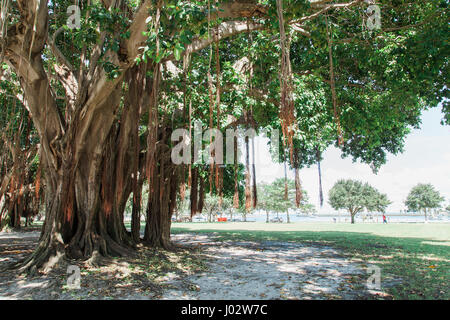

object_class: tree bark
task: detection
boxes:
[244,136,251,217]
[190,167,198,218]
[144,127,179,249]
[351,212,356,224]
[294,167,302,208]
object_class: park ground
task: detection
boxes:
[0,222,448,300]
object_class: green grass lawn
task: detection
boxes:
[171,222,450,300]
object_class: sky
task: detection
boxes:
[249,107,450,213]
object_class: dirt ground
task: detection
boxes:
[0,230,391,300]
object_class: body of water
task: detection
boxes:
[240,213,450,223]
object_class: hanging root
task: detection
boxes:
[326,15,344,146]
[233,129,240,209]
[245,136,252,212]
[295,167,302,208]
[317,147,324,207]
[276,0,296,162]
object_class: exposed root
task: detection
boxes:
[11,241,65,275]
[85,250,110,268]
[143,238,174,251]
[3,231,136,275]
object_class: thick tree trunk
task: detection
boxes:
[143,169,178,249]
[10,94,138,272]
[131,179,144,243]
[144,127,179,249]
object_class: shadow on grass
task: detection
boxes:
[165,233,375,300]
[1,226,447,300]
[171,227,450,300]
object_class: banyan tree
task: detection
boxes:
[0,0,447,271]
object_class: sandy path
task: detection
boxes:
[162,234,375,300]
[0,231,381,300]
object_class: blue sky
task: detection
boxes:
[252,107,450,213]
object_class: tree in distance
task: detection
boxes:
[328,179,390,224]
[405,184,445,222]
[258,178,314,223]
